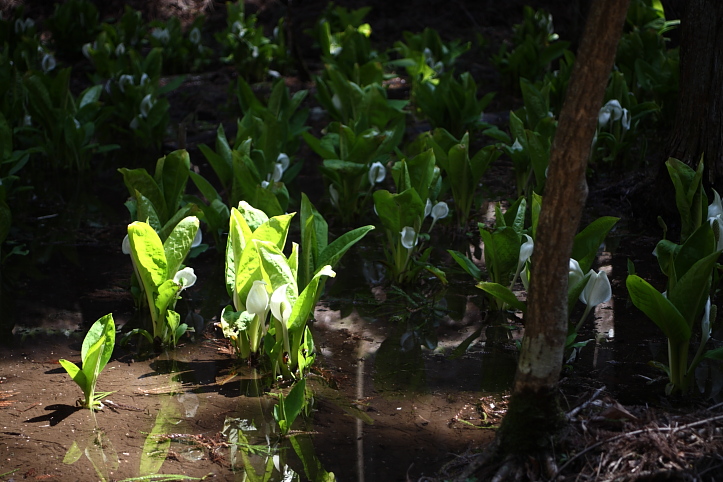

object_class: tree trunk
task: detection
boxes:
[497,0,630,456]
[667,0,723,188]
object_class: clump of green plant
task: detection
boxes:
[591,72,659,169]
[412,129,500,228]
[412,72,494,139]
[492,6,570,91]
[59,314,116,410]
[450,194,617,354]
[373,148,448,284]
[216,1,286,82]
[148,15,213,74]
[124,216,200,349]
[627,158,723,395]
[314,66,407,131]
[82,7,146,80]
[45,0,100,61]
[119,149,200,241]
[492,79,556,197]
[615,0,679,118]
[17,68,119,170]
[222,201,369,379]
[99,48,181,150]
[392,27,471,83]
[303,121,402,225]
[312,3,385,86]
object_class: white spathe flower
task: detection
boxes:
[191,228,202,248]
[140,73,150,86]
[130,115,141,130]
[521,264,530,290]
[368,161,386,185]
[598,99,623,127]
[431,201,449,222]
[140,94,154,118]
[122,234,131,254]
[232,21,245,37]
[119,74,134,93]
[189,27,201,45]
[329,184,339,208]
[702,297,712,342]
[152,28,170,45]
[268,69,281,79]
[511,138,523,152]
[73,117,81,130]
[23,114,32,127]
[708,189,723,220]
[82,43,93,59]
[621,108,630,132]
[173,267,197,290]
[579,269,612,307]
[518,234,534,266]
[277,153,290,171]
[261,180,270,189]
[709,216,723,251]
[424,198,433,217]
[272,162,284,182]
[568,258,585,288]
[400,226,418,250]
[41,53,56,73]
[246,280,269,316]
[115,42,126,57]
[251,46,259,58]
[270,284,293,324]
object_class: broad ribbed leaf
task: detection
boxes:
[477,282,527,312]
[128,221,167,289]
[627,275,691,342]
[163,216,199,278]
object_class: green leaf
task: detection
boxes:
[666,156,705,242]
[155,149,190,220]
[163,216,199,278]
[317,226,375,273]
[119,168,167,223]
[626,274,691,342]
[59,359,87,392]
[477,282,527,312]
[62,441,83,465]
[80,314,115,376]
[140,399,179,476]
[703,347,723,361]
[480,225,520,286]
[276,379,306,435]
[572,216,619,273]
[448,249,482,280]
[128,221,168,289]
[668,250,719,327]
[156,280,181,325]
[256,240,297,298]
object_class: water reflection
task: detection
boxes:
[62,411,119,482]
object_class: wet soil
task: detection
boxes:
[3,0,723,481]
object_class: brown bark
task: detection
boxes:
[667,0,723,187]
[498,0,631,455]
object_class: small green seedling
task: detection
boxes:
[59,314,116,410]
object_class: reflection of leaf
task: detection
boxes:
[140,399,180,476]
[63,440,83,465]
[290,435,336,482]
[85,429,119,482]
